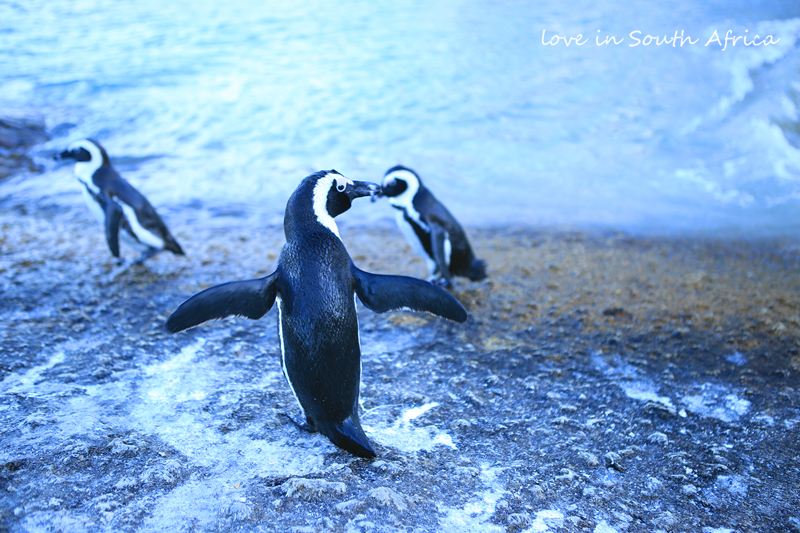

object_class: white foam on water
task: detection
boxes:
[706,18,800,112]
[673,167,756,208]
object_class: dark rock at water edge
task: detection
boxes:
[0,116,51,179]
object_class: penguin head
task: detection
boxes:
[311,169,380,219]
[57,138,110,183]
[374,165,421,203]
[58,138,109,165]
[291,170,379,239]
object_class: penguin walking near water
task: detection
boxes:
[166,170,467,458]
[374,165,486,287]
[57,138,184,265]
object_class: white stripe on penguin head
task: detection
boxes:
[68,139,103,193]
[383,169,426,229]
[312,171,353,241]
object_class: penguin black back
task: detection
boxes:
[167,170,468,458]
[278,172,370,453]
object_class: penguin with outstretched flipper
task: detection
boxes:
[167,170,467,457]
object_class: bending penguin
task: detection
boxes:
[374,165,486,287]
[57,138,184,264]
[166,170,467,458]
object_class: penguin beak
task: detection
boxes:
[55,149,75,161]
[347,181,381,201]
[372,178,400,201]
[55,147,92,162]
[371,178,393,202]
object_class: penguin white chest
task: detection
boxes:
[80,184,106,224]
[394,208,437,274]
[74,161,104,225]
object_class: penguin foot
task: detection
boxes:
[432,276,452,289]
[425,272,452,288]
[106,261,132,282]
[282,413,317,433]
[132,248,162,265]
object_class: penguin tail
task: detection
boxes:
[466,258,487,281]
[164,236,185,256]
[320,414,376,458]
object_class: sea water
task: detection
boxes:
[1,0,800,237]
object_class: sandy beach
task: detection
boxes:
[1,197,799,532]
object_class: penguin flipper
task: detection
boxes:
[166,272,279,333]
[351,263,467,322]
[104,198,124,258]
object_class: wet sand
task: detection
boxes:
[1,204,799,532]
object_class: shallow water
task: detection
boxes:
[2,0,800,237]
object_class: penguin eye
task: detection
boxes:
[337,183,346,192]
